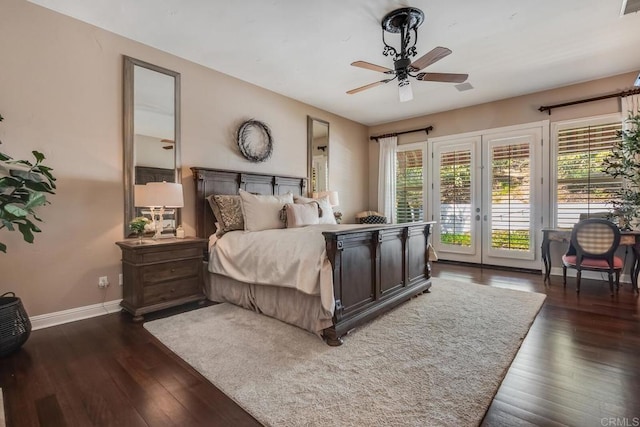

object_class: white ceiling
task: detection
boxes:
[28,0,640,126]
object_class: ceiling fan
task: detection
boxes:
[347,7,468,102]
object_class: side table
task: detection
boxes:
[116,237,208,321]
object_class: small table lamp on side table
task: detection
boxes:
[135,181,184,238]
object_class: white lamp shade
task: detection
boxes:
[134,184,152,207]
[313,190,339,207]
[139,182,184,207]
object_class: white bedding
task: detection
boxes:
[208,224,370,317]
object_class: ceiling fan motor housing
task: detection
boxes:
[394,58,411,79]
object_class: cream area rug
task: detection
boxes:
[144,278,546,427]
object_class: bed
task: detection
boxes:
[191,167,434,345]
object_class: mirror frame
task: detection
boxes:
[307,116,330,197]
[123,56,181,236]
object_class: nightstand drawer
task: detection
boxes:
[142,247,202,263]
[143,277,201,305]
[141,259,201,284]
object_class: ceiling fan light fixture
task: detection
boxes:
[346,8,469,99]
[398,78,413,102]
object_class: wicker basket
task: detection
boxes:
[0,292,32,357]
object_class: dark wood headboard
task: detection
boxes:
[191,167,307,238]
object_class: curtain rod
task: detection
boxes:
[538,88,640,115]
[370,126,433,141]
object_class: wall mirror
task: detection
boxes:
[123,56,181,236]
[307,116,330,195]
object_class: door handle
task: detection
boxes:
[484,215,488,221]
[475,215,480,221]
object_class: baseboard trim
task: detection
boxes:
[549,267,631,283]
[30,299,123,331]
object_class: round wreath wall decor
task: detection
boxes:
[236,119,273,162]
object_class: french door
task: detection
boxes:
[430,124,544,269]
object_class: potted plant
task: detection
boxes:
[129,216,151,243]
[0,113,56,357]
[0,113,57,252]
[602,112,640,230]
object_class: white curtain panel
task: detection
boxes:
[377,136,398,223]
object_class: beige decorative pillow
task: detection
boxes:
[207,194,244,235]
[239,189,294,231]
[282,202,320,228]
[294,195,336,225]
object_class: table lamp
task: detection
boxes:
[134,182,184,239]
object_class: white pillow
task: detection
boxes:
[294,195,336,225]
[239,189,294,231]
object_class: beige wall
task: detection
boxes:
[368,71,640,210]
[0,0,368,316]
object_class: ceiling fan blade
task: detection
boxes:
[346,79,391,95]
[416,72,468,83]
[410,47,452,71]
[351,61,393,73]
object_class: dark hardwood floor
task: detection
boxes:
[1,263,638,426]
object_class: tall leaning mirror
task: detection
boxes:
[307,116,330,196]
[123,56,181,237]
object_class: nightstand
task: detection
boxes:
[116,237,208,321]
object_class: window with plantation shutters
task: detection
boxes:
[489,143,531,251]
[396,148,424,223]
[439,149,472,246]
[554,116,623,228]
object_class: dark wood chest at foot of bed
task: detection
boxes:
[191,167,434,346]
[322,222,434,345]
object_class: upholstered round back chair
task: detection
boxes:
[561,219,623,295]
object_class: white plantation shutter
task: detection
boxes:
[396,148,424,223]
[490,143,531,251]
[555,118,623,228]
[439,149,472,246]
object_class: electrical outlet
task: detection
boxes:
[119,273,123,286]
[98,276,109,289]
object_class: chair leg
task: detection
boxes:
[608,272,614,296]
[616,271,621,292]
[576,270,581,293]
[563,266,567,288]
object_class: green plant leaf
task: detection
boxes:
[9,159,33,167]
[0,242,6,253]
[4,204,29,218]
[10,169,43,182]
[32,151,45,163]
[0,176,22,189]
[23,180,53,193]
[18,222,35,243]
[25,192,47,209]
